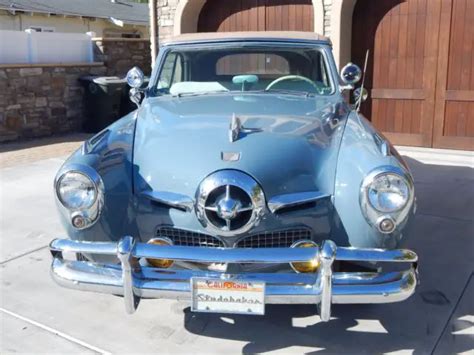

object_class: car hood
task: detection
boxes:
[133,93,349,200]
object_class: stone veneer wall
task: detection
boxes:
[323,0,333,36]
[157,0,179,42]
[0,63,106,142]
[0,38,152,142]
[93,38,152,76]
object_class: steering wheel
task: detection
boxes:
[265,75,319,92]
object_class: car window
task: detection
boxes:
[154,45,334,96]
[157,52,184,91]
[216,54,290,75]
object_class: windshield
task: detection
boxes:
[152,44,334,97]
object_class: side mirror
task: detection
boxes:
[129,88,143,108]
[340,62,362,87]
[353,87,369,103]
[126,66,145,89]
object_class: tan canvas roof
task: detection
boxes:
[162,31,330,45]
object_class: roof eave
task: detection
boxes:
[0,6,148,26]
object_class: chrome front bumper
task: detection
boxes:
[49,237,418,321]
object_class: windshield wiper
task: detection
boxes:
[261,88,315,97]
[173,90,231,98]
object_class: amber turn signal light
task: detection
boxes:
[290,240,320,273]
[146,237,174,268]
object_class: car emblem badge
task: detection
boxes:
[216,195,241,220]
[221,152,240,161]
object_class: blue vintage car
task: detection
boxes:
[50,32,418,320]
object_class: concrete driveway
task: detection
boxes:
[1,144,473,354]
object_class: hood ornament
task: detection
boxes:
[229,113,263,142]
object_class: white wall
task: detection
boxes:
[0,30,93,64]
[0,11,148,38]
[0,30,29,64]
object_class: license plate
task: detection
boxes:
[191,278,265,315]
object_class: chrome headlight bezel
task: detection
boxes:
[360,166,414,234]
[55,164,104,230]
[56,171,97,210]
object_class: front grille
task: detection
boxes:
[155,227,312,249]
[235,228,312,248]
[156,227,224,248]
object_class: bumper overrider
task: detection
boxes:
[49,237,418,321]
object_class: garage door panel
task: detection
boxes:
[373,99,423,136]
[353,0,435,147]
[198,0,314,33]
[433,0,474,149]
[444,101,474,138]
[354,0,474,150]
[452,0,473,93]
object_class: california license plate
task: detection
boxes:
[191,278,265,315]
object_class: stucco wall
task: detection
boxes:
[0,10,149,38]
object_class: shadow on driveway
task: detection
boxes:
[182,157,474,354]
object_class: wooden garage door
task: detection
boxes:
[352,0,474,150]
[433,0,474,150]
[198,0,314,33]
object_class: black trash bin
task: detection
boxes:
[79,76,128,132]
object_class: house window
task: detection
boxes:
[103,29,142,38]
[28,26,55,33]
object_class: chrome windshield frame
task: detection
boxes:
[148,41,340,98]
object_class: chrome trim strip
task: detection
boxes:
[141,190,194,212]
[319,240,336,321]
[49,237,418,319]
[50,239,117,255]
[268,191,330,213]
[50,258,417,305]
[336,247,418,263]
[332,269,417,304]
[135,243,319,264]
[117,236,137,314]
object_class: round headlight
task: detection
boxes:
[57,171,97,210]
[367,173,410,212]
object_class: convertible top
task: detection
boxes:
[162,31,331,46]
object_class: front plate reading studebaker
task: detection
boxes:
[191,278,265,315]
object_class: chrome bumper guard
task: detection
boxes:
[49,237,418,321]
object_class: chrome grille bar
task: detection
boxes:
[235,228,312,248]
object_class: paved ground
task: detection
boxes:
[0,140,473,354]
[0,133,90,168]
